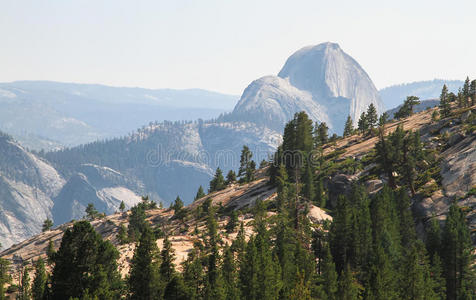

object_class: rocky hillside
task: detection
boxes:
[227,42,384,134]
[0,133,143,249]
[0,168,331,281]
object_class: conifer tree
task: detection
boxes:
[194,185,206,201]
[400,241,438,300]
[119,201,125,213]
[222,245,239,300]
[439,84,451,118]
[51,221,122,299]
[225,210,239,233]
[0,258,9,300]
[85,203,99,220]
[172,196,185,220]
[238,146,252,178]
[357,112,368,134]
[315,177,327,208]
[18,266,31,300]
[338,264,359,300]
[321,244,338,300]
[426,218,442,261]
[350,185,372,273]
[204,209,226,299]
[302,161,315,202]
[32,258,47,300]
[182,246,204,299]
[366,103,378,129]
[379,112,389,126]
[226,170,237,184]
[209,168,226,192]
[42,218,53,232]
[160,235,176,285]
[163,274,188,300]
[463,76,471,104]
[394,96,420,119]
[430,254,447,300]
[343,115,354,137]
[330,195,353,274]
[128,225,161,300]
[441,204,475,300]
[470,79,476,106]
[316,122,329,146]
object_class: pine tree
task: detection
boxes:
[470,79,476,106]
[204,210,226,299]
[226,170,237,184]
[118,223,128,244]
[463,76,471,106]
[366,103,378,129]
[330,195,353,274]
[32,258,47,300]
[17,266,31,300]
[160,235,176,285]
[439,84,451,118]
[222,245,239,300]
[426,218,442,261]
[343,116,354,137]
[441,204,475,300]
[51,221,122,299]
[209,168,226,192]
[316,122,329,145]
[238,146,252,178]
[173,196,185,220]
[357,112,368,134]
[394,96,420,119]
[85,203,99,220]
[46,240,55,264]
[338,264,359,300]
[129,225,161,300]
[0,258,9,300]
[119,201,126,213]
[225,210,239,233]
[321,244,338,300]
[42,218,53,232]
[350,184,372,273]
[430,254,447,300]
[379,112,389,126]
[163,274,188,300]
[302,161,315,202]
[182,247,204,299]
[315,177,327,208]
[400,241,438,300]
[194,185,206,201]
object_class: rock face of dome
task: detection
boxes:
[231,42,384,134]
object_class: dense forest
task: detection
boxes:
[1,81,475,300]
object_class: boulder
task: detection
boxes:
[447,132,465,146]
[365,179,384,194]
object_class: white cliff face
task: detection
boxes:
[0,134,65,248]
[232,42,384,134]
[231,76,330,131]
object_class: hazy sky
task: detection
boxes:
[1,0,475,95]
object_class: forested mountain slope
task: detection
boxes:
[1,100,475,299]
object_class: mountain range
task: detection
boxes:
[0,81,238,150]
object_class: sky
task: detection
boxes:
[1,0,475,95]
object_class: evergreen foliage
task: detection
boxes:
[209,168,226,192]
[343,116,354,137]
[51,221,122,299]
[42,218,53,232]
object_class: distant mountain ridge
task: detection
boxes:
[379,79,463,110]
[0,81,238,150]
